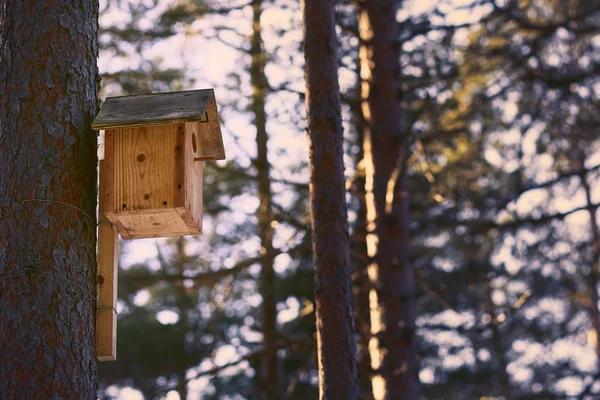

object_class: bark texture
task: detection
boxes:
[358,1,420,398]
[0,1,99,398]
[302,1,358,398]
[250,0,279,398]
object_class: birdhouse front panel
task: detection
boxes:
[93,89,225,240]
[103,122,203,239]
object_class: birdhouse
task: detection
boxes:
[92,89,226,361]
[92,89,225,239]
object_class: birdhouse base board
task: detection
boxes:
[106,208,202,240]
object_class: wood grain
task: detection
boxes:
[174,123,186,208]
[104,124,202,239]
[117,209,193,239]
[185,122,204,233]
[199,98,226,160]
[113,125,176,213]
[103,130,119,227]
[96,160,118,361]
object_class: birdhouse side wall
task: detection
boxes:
[183,121,204,233]
[199,98,226,161]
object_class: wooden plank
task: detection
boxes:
[92,89,214,130]
[107,124,194,239]
[175,207,202,235]
[174,123,186,208]
[103,130,116,224]
[199,99,226,161]
[185,122,204,233]
[113,125,177,214]
[96,160,118,361]
[117,209,193,239]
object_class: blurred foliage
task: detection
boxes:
[97,0,600,399]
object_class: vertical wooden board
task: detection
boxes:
[174,123,186,208]
[199,98,226,160]
[185,122,204,232]
[103,130,118,225]
[113,125,177,213]
[97,160,118,361]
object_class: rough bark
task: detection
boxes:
[302,0,359,398]
[0,0,99,398]
[358,1,420,398]
[249,0,279,398]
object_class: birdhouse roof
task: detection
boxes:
[92,89,216,130]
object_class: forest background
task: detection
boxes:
[95,0,600,399]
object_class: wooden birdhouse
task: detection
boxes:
[92,89,225,239]
[92,89,225,361]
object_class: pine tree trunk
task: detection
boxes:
[250,1,278,398]
[302,0,358,398]
[351,179,375,400]
[358,1,420,398]
[581,170,600,361]
[350,89,374,399]
[0,0,99,398]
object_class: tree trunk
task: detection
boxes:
[483,279,512,399]
[358,1,420,398]
[350,82,374,400]
[352,177,375,400]
[302,0,358,398]
[174,238,191,400]
[249,1,279,398]
[0,0,99,398]
[580,170,600,361]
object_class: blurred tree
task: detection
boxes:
[0,0,99,398]
[98,237,260,399]
[302,0,359,398]
[405,0,600,398]
[97,1,318,398]
[94,0,600,398]
[356,1,419,398]
[248,1,279,397]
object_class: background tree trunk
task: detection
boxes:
[483,278,512,399]
[581,167,600,362]
[0,0,99,398]
[302,0,358,398]
[173,238,192,400]
[350,84,374,400]
[358,1,420,398]
[250,0,279,398]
